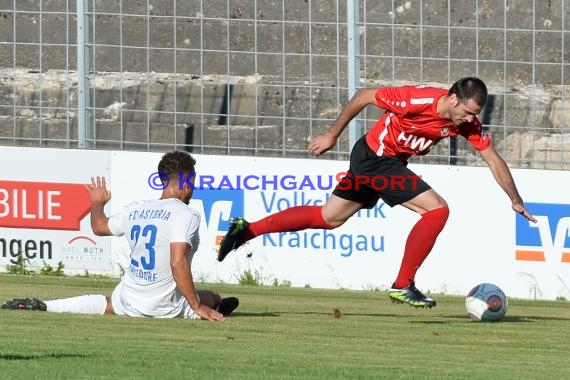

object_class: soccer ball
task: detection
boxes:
[465,283,508,322]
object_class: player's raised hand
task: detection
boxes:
[512,202,537,223]
[86,176,112,206]
[308,132,337,156]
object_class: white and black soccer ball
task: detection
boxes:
[465,283,508,322]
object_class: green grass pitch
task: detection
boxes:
[0,274,569,379]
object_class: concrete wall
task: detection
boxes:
[0,0,569,168]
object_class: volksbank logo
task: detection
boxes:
[515,203,570,263]
[190,189,244,246]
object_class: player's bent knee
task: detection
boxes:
[196,290,220,309]
[430,193,448,209]
[423,206,450,230]
[322,217,345,229]
[105,296,115,314]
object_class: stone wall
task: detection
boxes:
[0,0,569,168]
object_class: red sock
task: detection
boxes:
[244,206,331,241]
[393,206,450,288]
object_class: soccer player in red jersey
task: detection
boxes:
[217,77,537,308]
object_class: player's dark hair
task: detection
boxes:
[158,151,196,182]
[449,77,488,107]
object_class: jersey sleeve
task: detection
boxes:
[171,207,200,247]
[374,86,411,115]
[460,118,491,151]
[107,206,129,237]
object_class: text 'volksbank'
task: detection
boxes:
[261,191,386,257]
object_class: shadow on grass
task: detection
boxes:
[410,320,450,324]
[438,314,570,323]
[503,315,570,322]
[0,353,90,360]
[272,311,412,318]
[230,311,280,317]
[248,311,570,323]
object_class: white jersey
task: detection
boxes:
[108,198,200,318]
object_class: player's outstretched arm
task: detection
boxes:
[308,88,377,156]
[86,176,113,235]
[170,242,225,321]
[479,145,537,223]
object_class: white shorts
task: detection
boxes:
[111,281,200,319]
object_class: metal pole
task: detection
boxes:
[77,0,91,148]
[347,0,361,150]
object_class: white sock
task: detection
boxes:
[45,295,107,315]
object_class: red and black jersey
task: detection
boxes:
[365,85,490,161]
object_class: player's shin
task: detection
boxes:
[44,294,108,315]
[393,206,450,288]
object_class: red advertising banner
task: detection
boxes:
[0,180,91,230]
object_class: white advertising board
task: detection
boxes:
[108,151,570,300]
[2,146,568,300]
[0,146,113,275]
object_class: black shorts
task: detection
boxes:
[332,136,431,208]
